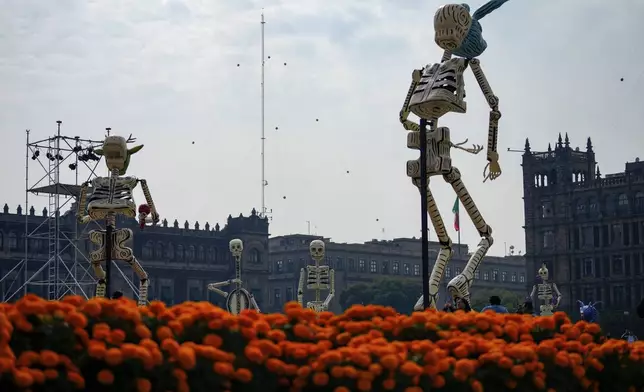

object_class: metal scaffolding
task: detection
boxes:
[0,122,141,302]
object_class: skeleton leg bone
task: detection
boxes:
[443,167,494,302]
[128,257,149,306]
[88,230,107,298]
[413,180,454,311]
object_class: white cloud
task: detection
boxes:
[1,0,643,255]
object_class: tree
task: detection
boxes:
[469,288,523,312]
[339,278,421,314]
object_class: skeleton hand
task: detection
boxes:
[452,139,483,155]
[483,151,502,182]
[151,212,160,224]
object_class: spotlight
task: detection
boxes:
[68,163,77,170]
[55,154,63,160]
[73,146,82,153]
[46,152,55,161]
[34,150,40,157]
[31,155,37,160]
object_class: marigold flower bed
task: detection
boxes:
[0,296,643,392]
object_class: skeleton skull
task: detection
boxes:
[433,4,472,51]
[309,240,325,261]
[229,239,244,257]
[94,135,144,175]
[538,263,549,281]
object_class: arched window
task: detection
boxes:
[635,191,644,212]
[165,243,175,260]
[187,245,195,261]
[155,242,164,259]
[618,193,629,207]
[143,241,154,259]
[8,232,17,250]
[197,245,205,261]
[176,245,184,261]
[249,248,261,264]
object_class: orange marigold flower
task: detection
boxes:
[43,369,58,380]
[136,378,152,392]
[97,369,114,385]
[105,348,123,366]
[312,372,329,386]
[12,369,34,387]
[235,368,253,383]
[40,350,60,367]
[177,346,197,370]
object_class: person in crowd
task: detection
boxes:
[481,295,509,313]
[112,291,124,299]
[519,299,535,315]
[455,297,472,312]
[443,302,455,312]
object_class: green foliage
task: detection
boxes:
[469,288,523,312]
[339,278,421,314]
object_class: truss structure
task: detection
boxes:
[0,122,141,302]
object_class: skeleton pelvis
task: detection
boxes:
[410,90,466,119]
[88,200,136,219]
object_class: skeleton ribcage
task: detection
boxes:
[88,177,137,204]
[306,265,330,289]
[409,58,468,119]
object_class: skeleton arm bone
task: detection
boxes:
[451,139,484,155]
[469,59,502,182]
[138,179,160,223]
[413,295,425,311]
[552,283,562,308]
[297,268,305,306]
[207,280,232,298]
[322,270,335,309]
[76,182,91,224]
[399,69,423,132]
[249,294,261,313]
[530,285,537,299]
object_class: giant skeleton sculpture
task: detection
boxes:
[77,135,159,306]
[207,239,261,314]
[530,263,562,316]
[403,0,511,310]
[298,240,335,312]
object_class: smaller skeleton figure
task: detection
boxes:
[578,300,600,323]
[298,240,335,312]
[207,239,260,314]
[621,329,638,344]
[529,263,561,316]
[77,135,159,306]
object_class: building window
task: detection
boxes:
[493,269,499,281]
[382,261,389,274]
[286,287,293,302]
[635,192,644,212]
[285,259,293,272]
[274,289,282,306]
[618,193,629,207]
[583,258,594,277]
[612,255,623,275]
[275,260,283,273]
[501,271,507,282]
[336,257,345,270]
[613,285,625,307]
[143,241,154,259]
[392,261,400,274]
[403,263,410,275]
[165,243,175,260]
[187,246,195,261]
[474,270,480,280]
[540,200,553,218]
[159,279,174,305]
[589,199,598,213]
[249,249,261,264]
[188,280,202,301]
[543,231,555,248]
[576,202,586,215]
[483,271,489,281]
[176,245,184,261]
[519,273,525,283]
[511,272,517,282]
[348,258,356,271]
[455,267,461,276]
[155,242,164,258]
[370,260,377,273]
[445,267,451,279]
[359,259,366,272]
[413,264,420,276]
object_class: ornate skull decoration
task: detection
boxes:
[229,239,244,258]
[309,240,325,261]
[94,135,143,175]
[433,4,473,51]
[538,263,549,281]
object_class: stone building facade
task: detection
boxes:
[522,134,644,329]
[0,204,270,308]
[267,234,527,313]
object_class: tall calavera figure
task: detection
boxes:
[207,239,261,314]
[298,240,335,312]
[401,0,512,310]
[77,134,160,306]
[530,263,562,316]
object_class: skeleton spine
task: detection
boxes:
[77,184,89,222]
[235,255,242,313]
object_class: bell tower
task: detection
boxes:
[521,134,596,295]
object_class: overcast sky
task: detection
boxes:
[1,0,643,256]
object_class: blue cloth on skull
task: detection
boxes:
[452,0,510,59]
[578,301,600,323]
